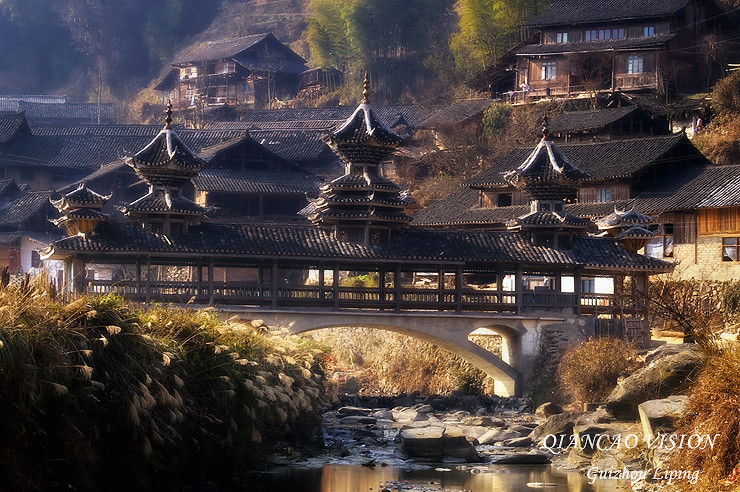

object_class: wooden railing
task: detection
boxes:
[85,279,632,315]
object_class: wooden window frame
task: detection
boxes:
[723,237,740,262]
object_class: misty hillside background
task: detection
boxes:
[0,0,549,115]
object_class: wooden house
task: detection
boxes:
[469,0,721,100]
[154,33,308,111]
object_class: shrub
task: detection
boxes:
[557,338,638,405]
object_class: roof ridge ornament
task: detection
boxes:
[541,113,550,140]
[165,100,173,130]
[361,72,370,105]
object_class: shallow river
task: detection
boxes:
[242,463,626,492]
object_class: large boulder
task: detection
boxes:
[337,406,372,416]
[535,402,563,418]
[638,395,689,442]
[605,345,704,420]
[530,412,576,445]
[399,425,479,461]
[477,428,525,445]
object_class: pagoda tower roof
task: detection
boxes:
[51,183,111,212]
[126,104,206,188]
[323,75,403,166]
[504,121,589,201]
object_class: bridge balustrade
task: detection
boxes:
[85,275,628,316]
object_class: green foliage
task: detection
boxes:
[0,284,329,491]
[450,0,548,77]
[305,0,456,102]
[482,102,513,137]
[340,272,379,288]
[557,338,639,405]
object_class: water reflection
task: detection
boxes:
[243,464,627,492]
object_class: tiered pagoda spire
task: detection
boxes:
[123,102,207,235]
[596,207,656,254]
[50,184,111,236]
[505,116,592,246]
[310,74,411,244]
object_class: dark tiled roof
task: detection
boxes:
[0,189,52,226]
[468,134,697,187]
[193,168,320,195]
[128,129,207,187]
[526,0,692,27]
[173,33,306,67]
[126,190,206,216]
[418,100,495,129]
[0,232,21,245]
[0,112,30,144]
[17,101,116,122]
[54,183,111,209]
[0,126,247,170]
[632,164,740,213]
[329,104,403,146]
[223,105,436,129]
[512,210,591,227]
[48,221,670,272]
[596,208,654,229]
[550,107,638,133]
[514,35,675,55]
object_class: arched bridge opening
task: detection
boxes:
[242,310,536,397]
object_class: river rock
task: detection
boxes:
[460,426,494,442]
[638,395,689,442]
[399,426,479,461]
[337,406,373,416]
[530,413,576,444]
[490,451,551,464]
[477,428,524,445]
[339,415,377,425]
[605,345,704,420]
[392,407,429,423]
[535,402,563,418]
[463,416,499,427]
[442,425,480,461]
[503,436,533,447]
[509,424,536,435]
[394,395,415,407]
[415,404,435,414]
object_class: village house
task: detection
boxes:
[468,0,722,101]
[154,33,309,111]
[413,131,740,281]
[0,177,58,275]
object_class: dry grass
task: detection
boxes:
[668,345,740,491]
[557,338,639,405]
[308,327,493,396]
[0,281,330,491]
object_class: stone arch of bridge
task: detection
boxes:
[247,311,525,396]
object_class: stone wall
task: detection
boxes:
[526,317,590,394]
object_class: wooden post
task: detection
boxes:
[395,265,402,312]
[455,266,463,313]
[333,265,339,310]
[438,267,444,310]
[318,267,325,301]
[271,260,278,308]
[145,257,151,304]
[208,259,214,304]
[378,266,385,310]
[135,259,141,296]
[515,266,523,314]
[574,268,582,316]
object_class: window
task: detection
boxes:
[497,193,513,207]
[643,26,655,37]
[723,237,740,261]
[628,55,644,74]
[596,188,611,202]
[613,28,625,39]
[646,227,674,258]
[598,29,611,40]
[582,278,596,293]
[556,32,568,43]
[542,61,557,80]
[585,30,597,41]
